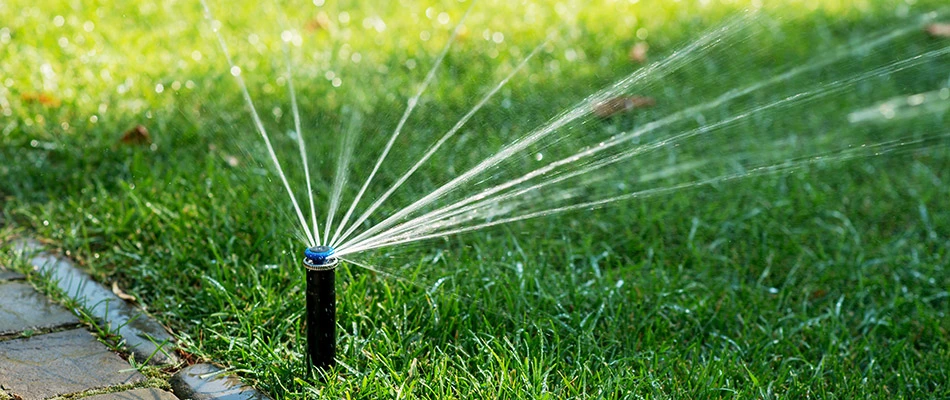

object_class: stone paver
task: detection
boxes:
[2,238,270,398]
[0,281,79,336]
[0,328,145,400]
[16,239,179,365]
[171,364,271,400]
[82,388,180,400]
[0,268,24,281]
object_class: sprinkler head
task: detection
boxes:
[303,245,338,375]
[304,245,338,270]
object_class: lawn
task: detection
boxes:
[1,0,949,398]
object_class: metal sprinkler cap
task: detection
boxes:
[304,246,338,270]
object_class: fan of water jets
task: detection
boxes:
[200,1,950,264]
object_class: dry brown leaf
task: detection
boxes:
[120,124,152,146]
[21,92,62,107]
[305,12,331,32]
[628,42,649,64]
[593,96,656,118]
[925,23,950,38]
[112,281,137,301]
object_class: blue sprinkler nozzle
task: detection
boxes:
[304,245,337,268]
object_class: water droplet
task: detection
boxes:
[40,63,55,77]
[565,48,577,62]
[281,30,293,42]
[83,21,95,32]
[535,153,543,161]
[43,220,49,226]
[313,0,325,5]
[230,66,241,76]
[492,32,504,44]
[636,28,649,40]
[438,12,450,25]
[878,104,895,119]
[155,83,164,93]
[53,15,65,27]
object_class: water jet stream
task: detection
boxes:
[201,0,316,246]
[337,21,944,253]
[336,16,755,250]
[337,44,950,253]
[341,132,950,255]
[325,111,361,247]
[329,1,476,247]
[331,39,550,248]
[282,36,321,246]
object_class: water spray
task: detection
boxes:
[303,245,338,375]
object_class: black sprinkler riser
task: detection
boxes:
[304,246,338,376]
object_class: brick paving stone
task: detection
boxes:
[0,328,145,400]
[0,267,24,281]
[82,388,180,400]
[171,363,271,400]
[0,281,79,336]
[22,242,178,365]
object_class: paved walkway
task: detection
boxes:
[0,265,177,399]
[1,242,270,400]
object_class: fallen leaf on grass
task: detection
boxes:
[593,96,656,118]
[112,281,137,301]
[21,92,61,107]
[305,12,331,32]
[120,124,151,146]
[628,42,649,64]
[925,23,950,38]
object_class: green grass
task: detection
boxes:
[2,0,949,398]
